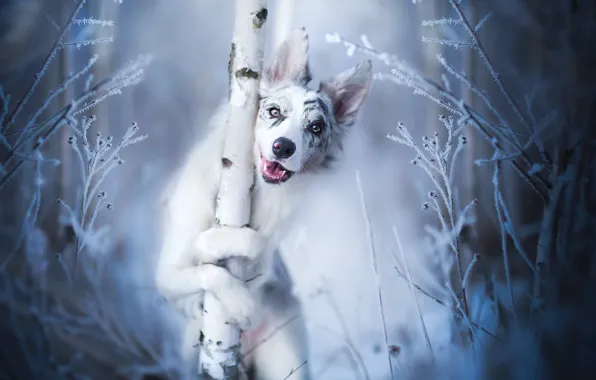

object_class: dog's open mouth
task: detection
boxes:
[259,153,293,184]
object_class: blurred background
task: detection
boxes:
[0,0,590,379]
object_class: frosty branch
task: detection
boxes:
[325,33,551,203]
[58,116,147,277]
[0,0,150,193]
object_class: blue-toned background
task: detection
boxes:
[0,0,593,379]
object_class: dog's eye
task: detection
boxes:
[268,107,281,118]
[309,121,324,134]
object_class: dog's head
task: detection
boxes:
[254,28,372,185]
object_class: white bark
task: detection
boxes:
[272,0,294,49]
[199,1,267,379]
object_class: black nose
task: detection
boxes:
[272,137,296,159]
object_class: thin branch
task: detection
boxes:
[392,267,502,343]
[327,32,552,196]
[448,0,533,134]
[392,226,435,362]
[283,361,307,380]
[319,286,371,380]
[0,0,87,134]
[491,148,517,320]
[355,170,394,379]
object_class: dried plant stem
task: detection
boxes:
[355,170,394,379]
[0,0,86,134]
[392,226,435,362]
[448,0,533,135]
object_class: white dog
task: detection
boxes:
[156,28,372,380]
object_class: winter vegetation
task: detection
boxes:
[0,0,595,379]
[326,0,596,378]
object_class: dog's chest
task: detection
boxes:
[249,182,296,239]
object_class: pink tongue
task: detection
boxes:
[262,159,285,179]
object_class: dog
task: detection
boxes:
[155,28,372,380]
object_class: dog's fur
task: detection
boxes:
[156,28,372,380]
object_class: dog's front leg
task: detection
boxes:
[157,262,257,330]
[157,226,267,327]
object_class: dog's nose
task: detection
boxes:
[272,137,296,159]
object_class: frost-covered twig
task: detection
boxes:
[490,147,517,319]
[356,170,394,379]
[74,18,115,27]
[309,322,371,379]
[327,33,551,202]
[11,54,100,150]
[57,117,147,277]
[0,0,150,192]
[392,226,435,362]
[462,253,479,290]
[421,36,477,50]
[0,55,151,192]
[0,86,12,148]
[315,284,371,380]
[282,361,308,380]
[447,0,533,134]
[0,0,87,135]
[421,18,462,27]
[392,266,501,343]
[59,37,115,50]
[387,118,473,319]
[0,150,45,269]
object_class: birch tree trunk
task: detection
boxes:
[199,1,268,379]
[272,0,293,49]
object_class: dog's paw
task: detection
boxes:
[202,263,259,330]
[196,226,266,264]
[173,294,205,320]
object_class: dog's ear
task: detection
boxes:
[319,60,372,125]
[263,27,311,87]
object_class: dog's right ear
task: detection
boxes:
[319,60,372,126]
[262,27,311,88]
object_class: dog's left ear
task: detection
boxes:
[319,60,372,125]
[262,27,311,87]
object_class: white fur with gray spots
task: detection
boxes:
[156,28,372,380]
